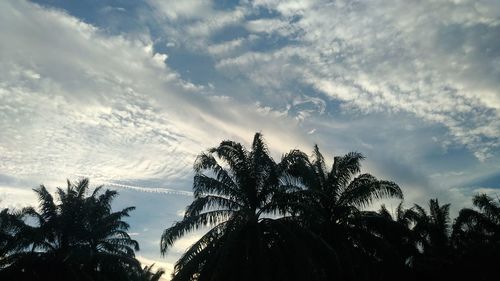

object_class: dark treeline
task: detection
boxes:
[0,179,164,281]
[1,133,499,281]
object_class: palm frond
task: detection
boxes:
[193,153,236,189]
[161,210,236,255]
[209,140,248,181]
[338,174,403,207]
[193,174,240,200]
[32,185,58,221]
[329,152,364,190]
[280,149,319,191]
[175,222,229,270]
[473,194,500,221]
[311,145,327,188]
[429,199,450,231]
[185,195,242,217]
[75,178,89,198]
[91,185,104,198]
[378,204,393,220]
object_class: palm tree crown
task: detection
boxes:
[161,133,336,281]
[453,194,500,247]
[1,179,140,281]
[412,199,451,257]
[280,145,403,280]
[281,145,402,220]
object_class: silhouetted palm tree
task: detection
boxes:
[0,208,25,264]
[453,194,499,246]
[0,179,140,281]
[280,145,403,280]
[412,199,451,257]
[451,194,500,280]
[161,133,336,281]
[366,203,420,280]
[376,203,417,247]
[409,198,452,279]
[130,264,165,281]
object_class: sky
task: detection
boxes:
[1,0,499,278]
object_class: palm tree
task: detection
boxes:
[412,199,451,257]
[161,133,336,281]
[279,145,403,280]
[376,203,417,245]
[453,194,499,246]
[451,194,500,280]
[407,198,452,279]
[0,208,25,263]
[0,178,140,281]
[130,264,165,281]
[365,204,420,280]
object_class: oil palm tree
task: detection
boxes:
[280,145,403,226]
[450,194,500,280]
[161,133,336,281]
[279,145,403,280]
[0,208,26,264]
[364,204,420,280]
[1,178,140,281]
[453,194,499,245]
[408,199,452,279]
[412,199,451,257]
[130,264,165,281]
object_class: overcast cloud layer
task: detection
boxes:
[1,0,499,278]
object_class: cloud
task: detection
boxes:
[207,38,245,56]
[147,0,246,51]
[208,0,500,160]
[2,1,500,279]
[0,185,38,210]
[148,0,213,21]
[0,0,313,185]
[0,0,319,271]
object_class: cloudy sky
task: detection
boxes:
[1,0,499,277]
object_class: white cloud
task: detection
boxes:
[148,0,213,21]
[0,0,319,268]
[148,0,246,51]
[245,18,298,37]
[207,38,245,56]
[0,0,312,185]
[212,0,500,160]
[2,1,500,277]
[0,185,38,210]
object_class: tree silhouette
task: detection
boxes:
[161,133,336,281]
[451,194,500,280]
[453,194,499,246]
[280,145,403,280]
[362,203,420,280]
[0,179,141,281]
[130,264,165,281]
[0,208,26,264]
[1,134,498,281]
[406,198,453,279]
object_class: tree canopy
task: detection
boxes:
[0,179,163,281]
[1,133,498,281]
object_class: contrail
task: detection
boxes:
[68,174,194,197]
[103,180,193,197]
[102,182,193,197]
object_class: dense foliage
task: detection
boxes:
[0,179,163,281]
[1,133,498,280]
[162,133,499,281]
